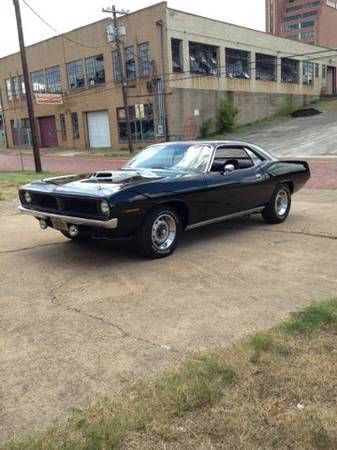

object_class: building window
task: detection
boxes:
[85,54,105,86]
[10,117,31,146]
[171,38,183,73]
[117,104,154,141]
[283,22,300,32]
[288,34,300,40]
[281,58,299,83]
[315,63,319,78]
[13,77,20,100]
[301,31,316,40]
[303,10,318,18]
[5,79,13,101]
[226,48,251,79]
[67,60,85,89]
[189,42,218,75]
[322,65,326,78]
[256,53,277,81]
[301,20,315,28]
[71,112,79,139]
[19,75,26,97]
[31,70,46,93]
[284,14,301,22]
[112,50,121,81]
[303,61,314,85]
[138,42,151,77]
[125,47,136,80]
[60,113,67,141]
[46,66,62,92]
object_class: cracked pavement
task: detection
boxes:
[1,189,337,440]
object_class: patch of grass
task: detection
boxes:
[0,171,59,201]
[3,299,337,449]
[276,100,298,117]
[283,299,337,335]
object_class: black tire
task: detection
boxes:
[60,230,91,241]
[136,206,182,259]
[262,183,291,224]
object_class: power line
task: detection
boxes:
[21,0,108,50]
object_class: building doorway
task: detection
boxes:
[39,116,58,147]
[87,111,111,148]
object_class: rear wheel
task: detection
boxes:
[262,184,291,224]
[136,206,181,258]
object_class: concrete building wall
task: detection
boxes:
[1,1,336,149]
[0,2,167,149]
[166,7,335,139]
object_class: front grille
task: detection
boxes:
[24,192,103,219]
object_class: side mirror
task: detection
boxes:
[223,163,235,173]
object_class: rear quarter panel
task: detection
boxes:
[264,160,310,193]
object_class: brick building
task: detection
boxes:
[266,0,337,47]
[1,1,336,150]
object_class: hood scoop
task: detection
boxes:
[86,170,145,184]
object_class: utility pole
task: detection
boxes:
[102,5,133,154]
[13,0,42,172]
[0,87,9,149]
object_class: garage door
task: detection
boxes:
[87,111,111,148]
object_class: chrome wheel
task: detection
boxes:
[151,213,177,251]
[275,188,289,217]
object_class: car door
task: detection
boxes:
[204,145,269,220]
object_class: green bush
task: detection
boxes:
[199,118,213,138]
[216,99,239,132]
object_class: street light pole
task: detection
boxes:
[13,0,42,172]
[102,5,133,154]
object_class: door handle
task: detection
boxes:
[256,173,263,179]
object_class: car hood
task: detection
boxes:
[25,169,190,197]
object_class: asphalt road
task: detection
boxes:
[1,189,337,440]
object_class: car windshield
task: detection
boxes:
[125,143,213,173]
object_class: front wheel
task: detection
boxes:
[136,206,181,259]
[262,184,291,224]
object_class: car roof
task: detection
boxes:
[150,141,276,161]
[160,140,256,147]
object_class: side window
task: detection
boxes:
[245,148,263,166]
[211,146,254,172]
[214,147,249,159]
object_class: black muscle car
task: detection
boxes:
[19,141,310,258]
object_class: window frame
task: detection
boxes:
[112,50,122,81]
[226,48,251,79]
[171,38,183,73]
[31,69,46,93]
[59,113,67,141]
[45,65,62,92]
[138,42,151,78]
[71,112,80,139]
[125,46,136,80]
[67,59,86,90]
[85,54,105,87]
[189,41,219,76]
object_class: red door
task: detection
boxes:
[39,116,58,147]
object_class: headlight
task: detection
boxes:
[99,199,110,217]
[24,191,32,204]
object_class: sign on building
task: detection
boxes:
[35,93,63,105]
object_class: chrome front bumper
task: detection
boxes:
[18,205,118,229]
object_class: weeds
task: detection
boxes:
[3,299,337,449]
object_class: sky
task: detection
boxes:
[0,0,265,58]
